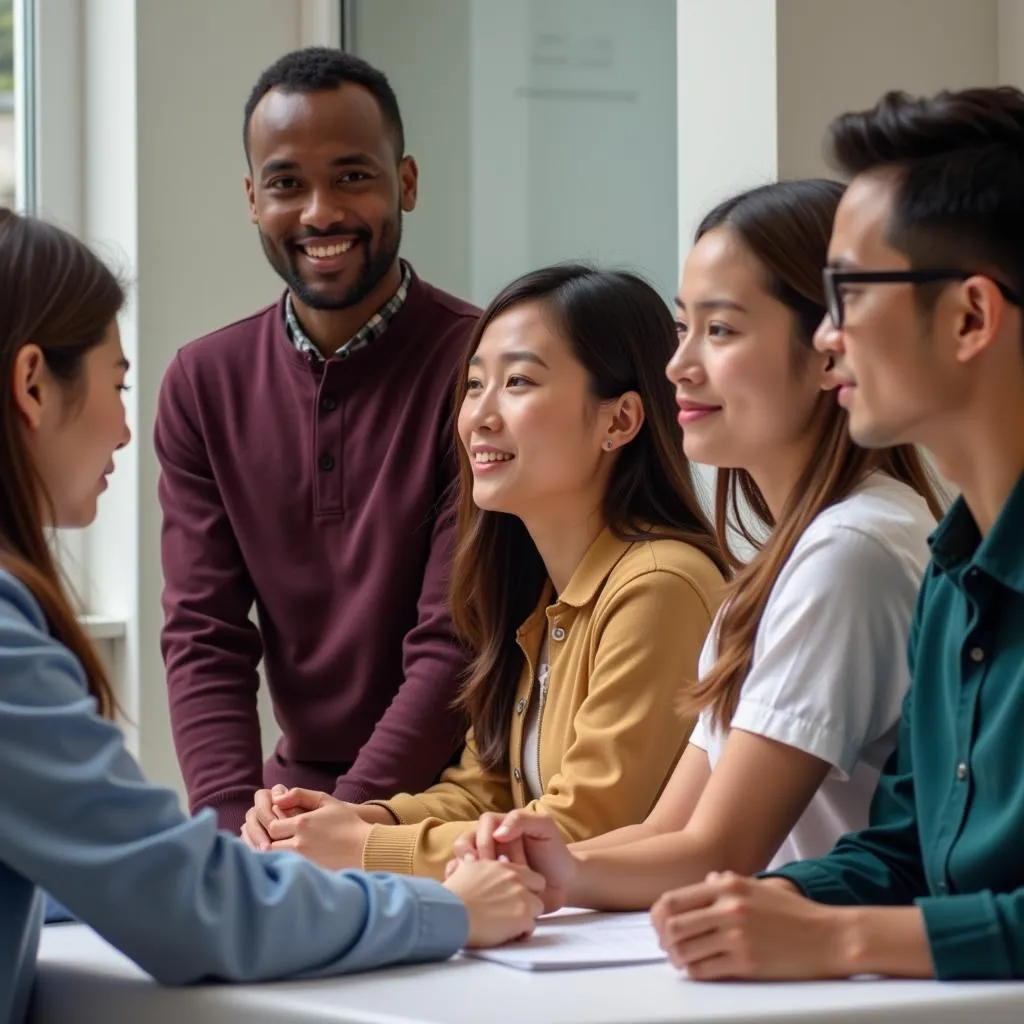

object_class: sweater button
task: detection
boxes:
[956,762,968,781]
[551,626,566,641]
[321,394,338,412]
[969,646,985,663]
[516,698,526,714]
[319,454,335,472]
[513,767,522,782]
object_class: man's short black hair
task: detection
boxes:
[243,47,405,165]
[827,87,1024,304]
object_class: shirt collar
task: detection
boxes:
[284,259,412,361]
[557,528,638,609]
[930,470,1024,594]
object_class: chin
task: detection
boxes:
[848,417,900,451]
[471,485,517,516]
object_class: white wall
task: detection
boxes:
[999,0,1024,88]
[777,0,998,180]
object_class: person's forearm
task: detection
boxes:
[571,830,723,911]
[833,906,934,978]
[570,821,661,854]
[358,803,399,825]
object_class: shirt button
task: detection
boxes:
[513,768,522,782]
[515,698,526,715]
[937,881,948,894]
[321,394,338,412]
[956,762,968,781]
[319,454,335,472]
[551,626,566,641]
[969,647,985,663]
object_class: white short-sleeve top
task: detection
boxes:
[689,473,935,870]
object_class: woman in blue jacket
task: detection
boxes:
[0,207,542,1024]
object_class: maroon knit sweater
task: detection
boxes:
[155,271,478,832]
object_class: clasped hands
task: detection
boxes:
[241,785,387,867]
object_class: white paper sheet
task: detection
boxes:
[462,909,668,971]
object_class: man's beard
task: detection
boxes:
[260,212,403,311]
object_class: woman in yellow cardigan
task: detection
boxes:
[242,264,727,878]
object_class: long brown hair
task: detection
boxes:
[0,208,124,718]
[677,182,945,731]
[449,264,727,772]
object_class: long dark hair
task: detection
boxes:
[450,264,727,771]
[676,182,944,731]
[0,208,124,718]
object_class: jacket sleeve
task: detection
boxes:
[155,352,265,834]
[362,568,713,879]
[0,575,467,984]
[362,728,515,876]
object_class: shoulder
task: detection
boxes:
[785,475,935,590]
[404,274,481,358]
[412,273,481,325]
[0,570,87,699]
[174,301,282,372]
[604,536,725,617]
[0,569,48,634]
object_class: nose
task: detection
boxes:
[459,383,503,438]
[812,312,843,358]
[665,332,705,387]
[117,420,131,450]
[300,188,345,232]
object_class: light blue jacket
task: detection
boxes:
[0,570,467,1024]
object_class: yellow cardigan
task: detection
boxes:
[361,528,724,878]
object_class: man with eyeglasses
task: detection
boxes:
[650,85,1024,982]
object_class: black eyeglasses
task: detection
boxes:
[822,267,1024,328]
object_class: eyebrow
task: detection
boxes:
[468,350,550,369]
[260,154,379,176]
[673,296,747,314]
[827,257,859,270]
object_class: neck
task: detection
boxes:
[746,436,819,524]
[523,504,607,596]
[290,260,402,359]
[921,402,1024,536]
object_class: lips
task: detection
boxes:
[676,397,722,425]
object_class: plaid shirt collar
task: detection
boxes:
[284,260,412,361]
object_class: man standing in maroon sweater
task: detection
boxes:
[155,48,477,836]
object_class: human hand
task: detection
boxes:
[451,811,575,914]
[241,784,291,852]
[443,858,545,948]
[450,812,528,864]
[651,871,848,980]
[265,789,372,869]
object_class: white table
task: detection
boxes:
[31,923,1024,1024]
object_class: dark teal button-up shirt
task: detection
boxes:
[770,471,1024,979]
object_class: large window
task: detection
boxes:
[0,0,15,209]
[347,0,678,308]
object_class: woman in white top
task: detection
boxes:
[449,179,945,912]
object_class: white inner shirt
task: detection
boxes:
[689,473,936,870]
[522,632,550,801]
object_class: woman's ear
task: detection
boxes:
[11,344,48,431]
[602,391,645,452]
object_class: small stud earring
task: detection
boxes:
[603,441,614,451]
